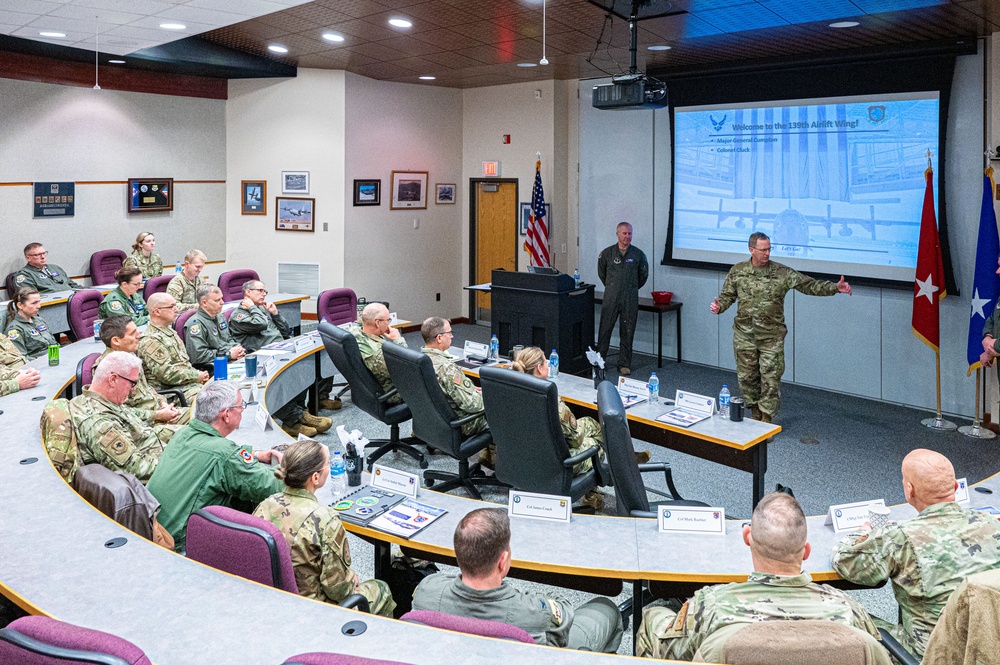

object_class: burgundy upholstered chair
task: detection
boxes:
[0,615,151,664]
[74,352,101,396]
[89,249,127,286]
[400,609,535,643]
[173,309,197,343]
[143,275,172,302]
[217,269,259,302]
[4,271,16,299]
[317,288,358,325]
[66,289,103,342]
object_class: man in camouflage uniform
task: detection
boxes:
[832,448,1000,659]
[184,284,246,372]
[596,222,648,375]
[637,492,880,661]
[138,292,208,405]
[420,316,488,436]
[413,507,623,651]
[70,351,170,483]
[147,381,284,552]
[166,249,206,313]
[15,242,82,293]
[40,398,80,482]
[0,333,39,397]
[710,232,851,422]
[93,315,187,434]
[349,302,407,404]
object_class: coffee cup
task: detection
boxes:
[245,354,257,379]
[512,345,524,361]
[730,397,745,422]
[344,454,363,487]
[868,504,891,530]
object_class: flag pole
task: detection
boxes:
[960,368,997,438]
[922,349,956,429]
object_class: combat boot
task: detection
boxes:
[581,490,605,511]
[301,412,332,434]
[282,422,318,438]
[319,397,343,410]
[634,450,651,464]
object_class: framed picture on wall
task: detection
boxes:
[127,178,173,213]
[353,179,381,206]
[241,180,267,215]
[281,171,310,194]
[275,196,315,232]
[390,170,428,210]
[520,202,551,236]
[435,183,456,204]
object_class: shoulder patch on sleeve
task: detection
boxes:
[7,330,19,340]
[15,274,25,284]
[453,373,463,385]
[239,448,255,465]
[110,301,123,311]
[547,599,564,626]
[234,313,245,321]
[189,324,201,336]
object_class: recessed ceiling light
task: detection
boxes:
[159,23,186,30]
[419,75,436,80]
[829,21,860,28]
[322,32,345,42]
[39,31,66,38]
[647,45,672,51]
[108,59,126,64]
[388,18,412,28]
[517,62,537,68]
[268,45,289,53]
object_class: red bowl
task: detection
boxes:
[651,291,673,305]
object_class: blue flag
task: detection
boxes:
[966,169,1000,374]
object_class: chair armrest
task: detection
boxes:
[629,509,659,519]
[157,388,187,407]
[877,628,919,665]
[377,388,399,404]
[637,463,668,473]
[339,593,371,614]
[451,410,485,428]
[563,445,600,469]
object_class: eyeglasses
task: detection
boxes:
[376,317,392,323]
[155,304,178,311]
[249,288,268,296]
[113,373,139,389]
[26,251,47,258]
[438,329,454,337]
[226,400,249,412]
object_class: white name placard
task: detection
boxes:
[675,390,716,417]
[956,477,970,504]
[390,312,399,325]
[263,356,279,379]
[255,402,272,431]
[464,340,488,360]
[371,464,419,498]
[508,490,572,523]
[293,336,314,354]
[618,376,648,397]
[658,505,726,535]
[825,499,885,532]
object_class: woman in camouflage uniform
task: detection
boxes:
[122,231,163,279]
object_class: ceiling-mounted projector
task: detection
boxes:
[592,77,667,110]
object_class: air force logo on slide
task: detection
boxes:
[710,114,726,132]
[868,105,886,124]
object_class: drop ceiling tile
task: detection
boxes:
[449,20,518,44]
[0,9,43,25]
[282,3,351,24]
[105,21,212,41]
[314,0,393,20]
[45,4,145,25]
[503,10,575,39]
[762,0,863,25]
[152,5,250,26]
[4,0,66,15]
[374,34,443,56]
[411,27,486,50]
[385,54,441,72]
[391,1,477,27]
[252,12,318,33]
[267,30,332,55]
[73,0,176,13]
[641,12,725,38]
[25,14,104,32]
[420,50,490,69]
[333,17,400,41]
[350,60,417,79]
[693,3,788,33]
[853,0,945,13]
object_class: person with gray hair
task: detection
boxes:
[348,302,408,404]
[636,492,880,661]
[167,248,207,313]
[147,380,284,552]
[70,350,169,482]
[184,283,246,373]
[412,507,624,652]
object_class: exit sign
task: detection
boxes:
[482,161,500,177]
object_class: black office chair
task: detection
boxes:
[479,365,601,504]
[383,343,506,500]
[596,381,706,517]
[317,321,426,470]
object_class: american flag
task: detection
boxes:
[526,159,550,267]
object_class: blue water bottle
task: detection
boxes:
[489,334,499,362]
[330,451,347,499]
[175,261,182,274]
[648,372,659,404]
[549,349,559,378]
[213,351,228,381]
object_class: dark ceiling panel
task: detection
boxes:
[375,34,445,56]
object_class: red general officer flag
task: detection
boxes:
[912,164,946,351]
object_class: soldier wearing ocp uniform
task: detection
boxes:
[423,347,488,436]
[0,334,29,397]
[349,303,407,405]
[93,347,188,430]
[167,249,207,313]
[139,321,205,405]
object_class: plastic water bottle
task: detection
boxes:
[573,268,581,288]
[488,334,499,362]
[175,261,182,274]
[648,372,659,404]
[719,384,731,418]
[549,349,559,378]
[330,451,347,499]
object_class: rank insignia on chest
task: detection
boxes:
[614,258,622,264]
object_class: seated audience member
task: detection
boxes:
[146,381,283,552]
[228,279,332,436]
[94,315,186,432]
[5,287,58,360]
[0,333,40,397]
[420,317,488,436]
[832,448,1000,659]
[921,568,1000,664]
[637,492,879,661]
[167,249,206,313]
[122,231,163,279]
[70,351,170,483]
[184,284,246,372]
[412,507,623,651]
[99,266,150,326]
[137,293,208,405]
[348,302,407,405]
[14,242,82,293]
[254,439,396,616]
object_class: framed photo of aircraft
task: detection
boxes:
[353,179,380,207]
[390,170,428,210]
[241,180,266,215]
[275,196,315,233]
[281,170,309,195]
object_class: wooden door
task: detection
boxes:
[474,181,517,316]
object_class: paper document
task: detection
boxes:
[369,499,447,539]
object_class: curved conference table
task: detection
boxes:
[4,330,994,664]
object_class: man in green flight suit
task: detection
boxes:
[413,507,623,652]
[184,284,247,372]
[710,232,851,422]
[637,492,881,661]
[146,381,284,552]
[597,222,648,376]
[14,242,82,293]
[138,292,209,406]
[420,316,488,436]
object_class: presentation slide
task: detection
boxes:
[670,92,940,283]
